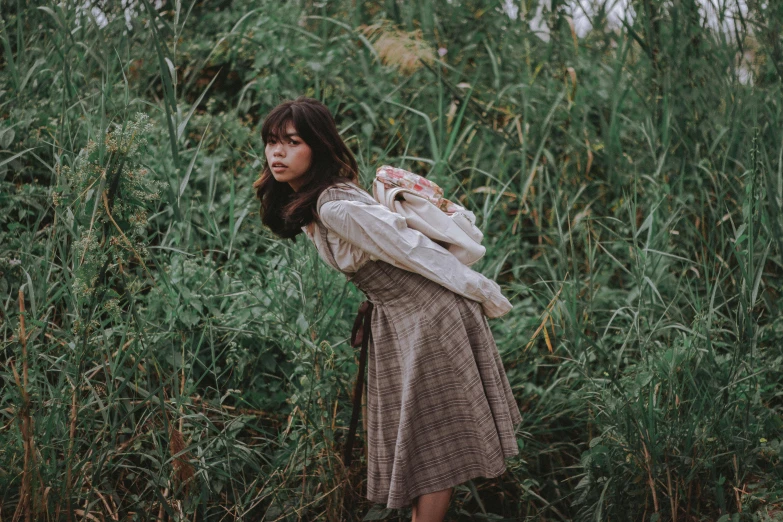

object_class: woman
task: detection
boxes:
[253,96,522,521]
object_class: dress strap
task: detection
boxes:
[317,219,342,273]
[343,299,373,468]
[315,181,376,275]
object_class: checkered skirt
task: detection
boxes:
[317,184,522,509]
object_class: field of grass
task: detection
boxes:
[1,0,782,520]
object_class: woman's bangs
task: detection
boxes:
[261,108,294,143]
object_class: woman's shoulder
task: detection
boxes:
[317,179,375,211]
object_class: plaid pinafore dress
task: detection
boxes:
[314,183,522,509]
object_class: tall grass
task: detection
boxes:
[1,0,782,520]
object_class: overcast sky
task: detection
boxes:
[502,0,750,41]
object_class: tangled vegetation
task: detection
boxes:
[1,0,782,520]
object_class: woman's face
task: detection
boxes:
[265,122,313,192]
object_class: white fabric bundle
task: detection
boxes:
[371,166,486,266]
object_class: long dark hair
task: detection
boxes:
[253,96,359,239]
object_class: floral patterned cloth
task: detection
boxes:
[375,165,464,214]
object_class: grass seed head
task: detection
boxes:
[360,22,436,75]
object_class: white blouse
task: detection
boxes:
[301,188,513,318]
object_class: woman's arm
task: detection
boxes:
[319,199,512,318]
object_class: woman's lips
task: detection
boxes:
[271,164,287,172]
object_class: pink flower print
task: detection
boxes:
[376,164,460,210]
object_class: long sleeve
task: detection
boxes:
[319,199,512,318]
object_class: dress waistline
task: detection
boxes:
[347,260,414,306]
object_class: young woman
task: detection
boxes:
[254,96,522,522]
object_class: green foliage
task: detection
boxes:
[1,0,783,520]
[59,113,161,312]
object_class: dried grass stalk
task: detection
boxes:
[169,425,195,491]
[360,21,435,75]
[12,289,33,522]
